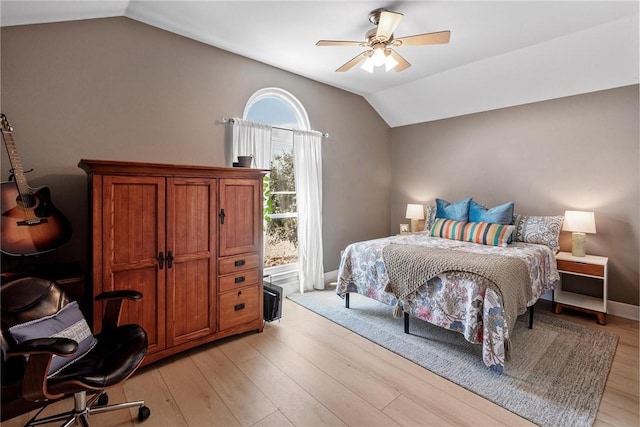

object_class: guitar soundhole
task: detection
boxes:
[16,194,37,209]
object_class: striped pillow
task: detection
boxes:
[430,218,466,240]
[463,221,515,248]
[430,218,515,247]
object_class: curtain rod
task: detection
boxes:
[219,116,329,139]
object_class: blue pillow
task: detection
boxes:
[469,200,515,224]
[8,301,97,377]
[435,198,471,222]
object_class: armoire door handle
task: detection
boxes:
[166,251,173,268]
[219,209,226,224]
[157,252,164,270]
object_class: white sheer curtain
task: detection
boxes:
[229,118,272,169]
[293,129,324,293]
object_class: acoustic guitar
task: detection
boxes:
[1,114,72,256]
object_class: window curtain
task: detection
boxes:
[293,129,324,293]
[229,118,272,169]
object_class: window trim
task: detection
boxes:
[243,87,310,131]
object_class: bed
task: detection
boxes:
[336,217,561,373]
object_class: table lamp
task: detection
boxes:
[563,210,596,257]
[406,204,424,233]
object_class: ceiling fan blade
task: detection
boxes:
[376,10,403,41]
[394,30,451,47]
[336,51,370,72]
[316,40,366,47]
[388,49,411,72]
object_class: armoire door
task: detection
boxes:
[101,175,166,355]
[165,178,217,346]
[219,178,261,257]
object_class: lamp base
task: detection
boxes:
[410,219,420,233]
[571,232,587,257]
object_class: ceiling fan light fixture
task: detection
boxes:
[370,45,386,67]
[384,50,398,71]
[318,8,450,73]
[360,56,374,73]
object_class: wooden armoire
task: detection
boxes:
[79,159,265,365]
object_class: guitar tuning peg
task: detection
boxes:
[0,114,13,132]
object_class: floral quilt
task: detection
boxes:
[336,232,559,372]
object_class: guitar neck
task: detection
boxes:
[1,129,31,195]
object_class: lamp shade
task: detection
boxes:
[563,211,596,234]
[371,45,386,66]
[405,204,425,220]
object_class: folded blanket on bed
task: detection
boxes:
[382,244,533,356]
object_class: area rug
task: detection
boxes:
[287,291,619,427]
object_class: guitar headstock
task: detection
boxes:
[1,114,13,132]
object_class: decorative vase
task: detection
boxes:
[237,155,253,167]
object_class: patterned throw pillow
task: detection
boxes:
[430,218,515,247]
[513,215,564,253]
[435,197,472,221]
[422,205,437,232]
[9,301,97,377]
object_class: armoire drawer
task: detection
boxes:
[219,269,260,293]
[219,253,260,275]
[219,285,260,331]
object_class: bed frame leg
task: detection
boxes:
[404,312,409,334]
[345,293,350,309]
[528,305,534,329]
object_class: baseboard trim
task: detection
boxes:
[324,269,338,285]
[608,300,640,321]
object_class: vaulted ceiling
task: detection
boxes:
[1,1,638,127]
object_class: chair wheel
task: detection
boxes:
[138,405,151,422]
[97,393,109,406]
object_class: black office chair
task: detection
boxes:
[1,277,150,426]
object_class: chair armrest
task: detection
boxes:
[96,290,143,332]
[95,290,142,301]
[6,338,77,402]
[6,337,78,357]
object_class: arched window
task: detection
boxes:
[244,88,308,270]
[244,87,310,130]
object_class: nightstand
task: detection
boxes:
[554,251,608,325]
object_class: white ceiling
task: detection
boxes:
[1,1,638,127]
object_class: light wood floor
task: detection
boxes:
[5,299,638,427]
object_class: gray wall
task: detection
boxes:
[3,17,637,307]
[390,85,639,306]
[0,17,391,273]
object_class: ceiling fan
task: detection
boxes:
[316,8,450,73]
